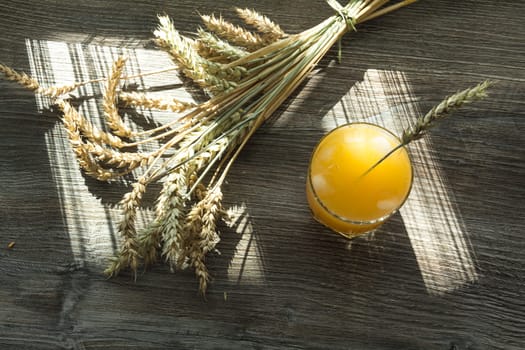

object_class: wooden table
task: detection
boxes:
[1,1,524,349]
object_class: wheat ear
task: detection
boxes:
[181,187,223,294]
[137,166,190,268]
[38,82,84,98]
[235,8,286,43]
[154,16,245,94]
[88,142,156,170]
[137,221,163,267]
[59,100,157,176]
[200,13,267,51]
[57,99,127,148]
[157,169,189,269]
[119,92,196,113]
[104,56,134,138]
[195,29,248,63]
[57,99,129,181]
[0,63,92,99]
[363,80,493,176]
[0,64,40,91]
[152,121,232,268]
[105,177,147,279]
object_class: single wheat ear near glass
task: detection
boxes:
[0,0,491,295]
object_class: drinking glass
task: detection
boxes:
[306,122,413,238]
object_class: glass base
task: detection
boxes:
[310,209,381,239]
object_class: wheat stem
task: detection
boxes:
[359,0,418,23]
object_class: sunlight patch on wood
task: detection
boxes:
[323,68,478,295]
[400,137,478,295]
[25,38,191,265]
[225,203,266,285]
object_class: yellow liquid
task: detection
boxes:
[306,123,413,237]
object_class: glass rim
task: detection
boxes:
[308,122,414,226]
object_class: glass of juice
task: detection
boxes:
[306,122,413,238]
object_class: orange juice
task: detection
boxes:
[306,123,413,238]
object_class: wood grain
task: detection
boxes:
[1,0,524,349]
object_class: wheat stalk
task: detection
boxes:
[158,169,189,269]
[362,80,493,176]
[402,80,493,143]
[0,62,180,98]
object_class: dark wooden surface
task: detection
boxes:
[1,1,524,349]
